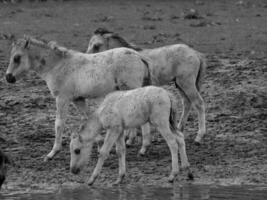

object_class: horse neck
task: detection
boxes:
[81,114,102,143]
[28,46,63,78]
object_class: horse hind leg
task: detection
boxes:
[125,128,137,146]
[72,97,89,120]
[114,134,126,185]
[174,81,192,132]
[175,77,206,144]
[174,130,193,180]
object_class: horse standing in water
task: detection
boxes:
[5,36,151,161]
[70,86,193,185]
[87,28,207,144]
[0,150,9,190]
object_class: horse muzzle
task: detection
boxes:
[70,167,80,175]
[5,73,16,83]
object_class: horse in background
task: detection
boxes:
[5,36,152,161]
[87,28,207,144]
[70,86,193,185]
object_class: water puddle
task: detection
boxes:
[1,184,267,200]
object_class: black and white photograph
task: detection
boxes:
[0,0,266,199]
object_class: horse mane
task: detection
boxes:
[94,27,113,35]
[94,28,143,51]
[110,34,143,51]
[23,36,70,57]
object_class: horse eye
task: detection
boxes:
[74,149,80,155]
[13,55,21,64]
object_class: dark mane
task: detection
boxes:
[94,28,113,35]
[110,34,143,51]
[93,28,143,51]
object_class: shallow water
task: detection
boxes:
[1,185,267,200]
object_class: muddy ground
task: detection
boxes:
[0,0,266,192]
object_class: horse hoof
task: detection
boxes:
[187,172,194,180]
[194,141,201,146]
[138,151,145,157]
[87,179,95,186]
[43,156,52,162]
[126,143,132,148]
[167,176,175,183]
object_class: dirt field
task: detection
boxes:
[0,0,266,192]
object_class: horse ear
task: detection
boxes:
[24,40,30,48]
[23,35,33,49]
[78,134,83,142]
[1,33,16,44]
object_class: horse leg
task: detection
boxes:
[114,134,126,185]
[139,123,151,156]
[175,82,192,132]
[87,128,121,185]
[175,78,206,144]
[72,97,89,120]
[45,98,69,162]
[125,128,137,146]
[174,130,193,180]
[157,124,179,182]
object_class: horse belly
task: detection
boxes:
[122,102,150,128]
[74,71,115,98]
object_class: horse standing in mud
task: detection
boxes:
[5,36,151,161]
[0,150,9,190]
[70,86,193,185]
[87,28,207,144]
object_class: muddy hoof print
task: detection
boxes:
[187,172,194,180]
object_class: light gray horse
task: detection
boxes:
[87,28,207,144]
[5,36,151,161]
[70,86,193,185]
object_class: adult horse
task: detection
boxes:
[5,36,151,161]
[87,28,207,144]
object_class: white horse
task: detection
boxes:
[86,28,207,144]
[5,36,152,161]
[70,86,193,185]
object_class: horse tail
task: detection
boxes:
[140,55,152,86]
[196,52,207,91]
[168,91,179,132]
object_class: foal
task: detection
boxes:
[0,150,9,190]
[70,86,192,185]
[87,28,207,144]
[5,36,151,161]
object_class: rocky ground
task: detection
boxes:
[0,0,266,192]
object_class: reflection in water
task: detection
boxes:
[1,185,267,200]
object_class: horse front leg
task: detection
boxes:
[87,128,121,185]
[44,98,69,162]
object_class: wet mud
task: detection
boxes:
[0,0,266,193]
